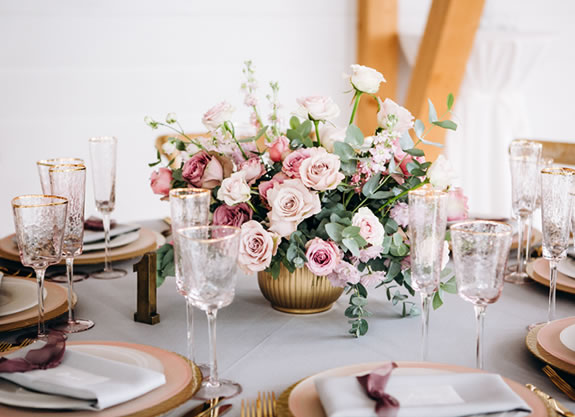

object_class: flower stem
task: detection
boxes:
[156,122,207,152]
[349,91,363,125]
[314,120,321,147]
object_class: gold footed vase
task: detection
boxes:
[257,265,344,314]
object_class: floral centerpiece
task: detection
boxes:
[147,61,468,336]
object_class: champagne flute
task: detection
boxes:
[408,187,448,361]
[49,164,94,333]
[169,188,211,375]
[37,157,88,283]
[88,136,126,279]
[451,220,512,369]
[506,140,541,284]
[176,225,241,399]
[539,167,575,324]
[526,157,554,265]
[12,195,68,339]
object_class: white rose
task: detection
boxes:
[319,125,346,152]
[348,64,386,94]
[377,98,414,135]
[267,179,321,237]
[296,96,340,121]
[216,171,251,206]
[202,101,235,131]
[299,147,345,191]
[352,207,385,246]
[238,221,279,273]
[427,155,455,190]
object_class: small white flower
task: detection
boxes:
[427,155,455,191]
[162,140,177,155]
[348,64,386,94]
[144,116,158,129]
[165,112,177,124]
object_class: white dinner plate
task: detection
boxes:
[0,278,45,317]
[82,230,140,252]
[82,223,141,244]
[558,258,575,279]
[0,343,164,410]
[560,323,575,353]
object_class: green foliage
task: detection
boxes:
[428,99,438,123]
[345,283,371,337]
[333,141,356,162]
[447,93,454,111]
[432,120,457,130]
[345,124,364,147]
[148,150,162,167]
[287,119,313,148]
[156,243,175,287]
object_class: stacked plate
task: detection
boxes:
[527,317,575,375]
[528,257,575,295]
[82,223,142,252]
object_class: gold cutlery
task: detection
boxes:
[241,392,277,417]
[527,384,575,417]
[193,403,231,417]
[182,397,223,417]
[543,365,575,401]
[0,339,34,353]
[0,342,11,353]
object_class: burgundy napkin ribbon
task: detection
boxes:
[0,332,66,373]
[84,216,116,231]
[356,362,400,417]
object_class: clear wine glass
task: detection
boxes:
[12,195,68,339]
[169,188,211,375]
[88,136,126,279]
[176,225,241,400]
[539,167,575,324]
[49,164,94,333]
[37,157,88,283]
[451,220,512,369]
[526,157,554,265]
[506,140,541,284]
[408,187,448,361]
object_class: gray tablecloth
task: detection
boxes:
[5,220,575,415]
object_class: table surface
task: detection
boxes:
[3,219,575,416]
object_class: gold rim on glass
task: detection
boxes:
[48,163,86,172]
[408,187,447,199]
[169,188,210,199]
[37,158,85,167]
[450,220,512,236]
[12,194,68,208]
[88,136,117,143]
[177,225,240,243]
[541,167,575,176]
[509,139,542,151]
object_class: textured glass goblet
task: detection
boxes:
[539,167,575,324]
[37,157,88,283]
[451,221,512,369]
[506,140,541,284]
[408,187,448,362]
[526,157,554,265]
[12,195,68,339]
[49,164,94,333]
[88,136,126,279]
[176,225,241,400]
[169,188,211,375]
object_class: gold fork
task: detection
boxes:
[258,391,276,417]
[527,384,575,417]
[241,398,257,417]
[0,342,11,353]
[543,365,575,401]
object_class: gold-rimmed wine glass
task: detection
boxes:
[49,164,94,333]
[88,136,126,279]
[12,195,68,339]
[37,157,88,283]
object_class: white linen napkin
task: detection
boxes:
[0,342,166,410]
[83,223,141,244]
[315,372,532,417]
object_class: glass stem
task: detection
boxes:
[35,268,47,339]
[206,308,219,388]
[474,304,486,369]
[66,257,75,323]
[185,297,195,363]
[525,214,533,265]
[516,215,526,275]
[548,259,558,322]
[102,212,112,272]
[420,292,432,361]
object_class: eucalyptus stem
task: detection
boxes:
[314,120,321,147]
[349,91,363,125]
[156,122,207,152]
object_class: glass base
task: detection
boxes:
[527,321,546,331]
[504,271,530,284]
[52,319,95,333]
[47,272,89,283]
[197,363,210,379]
[90,268,127,280]
[193,379,242,400]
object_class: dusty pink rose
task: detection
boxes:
[390,201,409,228]
[327,261,361,287]
[150,168,172,196]
[305,238,341,276]
[267,179,321,237]
[357,245,383,263]
[447,187,469,221]
[352,207,385,246]
[182,151,232,189]
[238,221,278,273]
[202,101,234,131]
[268,136,290,162]
[282,149,310,179]
[240,157,266,185]
[361,271,386,287]
[258,172,288,203]
[299,147,345,191]
[212,203,253,227]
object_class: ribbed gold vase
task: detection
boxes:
[257,266,344,314]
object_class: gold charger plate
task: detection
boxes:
[0,228,158,266]
[527,258,575,295]
[526,323,575,375]
[0,277,74,332]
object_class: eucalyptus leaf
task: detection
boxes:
[405,148,424,157]
[414,120,425,138]
[342,225,361,239]
[433,291,443,309]
[432,120,457,130]
[428,99,438,122]
[345,124,364,147]
[325,223,345,242]
[334,141,356,162]
[290,116,300,129]
[399,131,414,150]
[343,238,360,256]
[362,173,381,197]
[447,93,454,111]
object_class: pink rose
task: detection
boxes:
[216,171,251,205]
[377,98,414,135]
[239,157,265,185]
[299,147,345,191]
[267,179,321,237]
[296,96,340,121]
[150,168,172,196]
[202,101,234,131]
[390,201,409,228]
[182,151,232,189]
[447,187,469,222]
[327,261,360,287]
[357,245,383,263]
[258,172,288,203]
[268,136,290,162]
[352,207,385,246]
[360,270,386,287]
[238,221,278,273]
[282,149,310,179]
[305,238,341,276]
[212,203,253,227]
